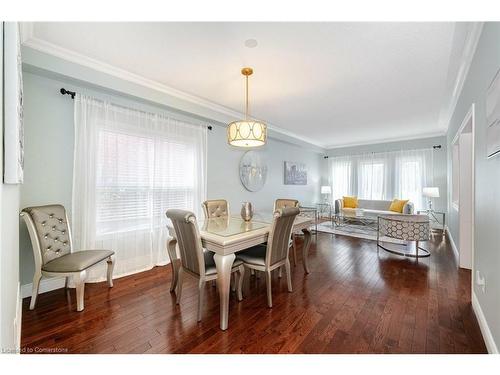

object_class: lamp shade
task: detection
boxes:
[321,185,332,194]
[227,120,267,147]
[423,187,440,198]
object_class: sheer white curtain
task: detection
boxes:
[72,95,207,281]
[329,148,433,206]
[329,156,353,199]
[394,149,433,210]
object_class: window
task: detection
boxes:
[358,161,385,200]
[399,158,423,209]
[329,148,433,207]
[96,130,197,237]
[72,95,207,281]
[330,158,352,198]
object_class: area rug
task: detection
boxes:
[316,222,405,244]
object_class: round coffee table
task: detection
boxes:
[377,214,430,258]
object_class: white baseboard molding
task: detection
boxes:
[472,291,499,354]
[21,277,66,299]
[446,226,459,261]
[15,282,22,352]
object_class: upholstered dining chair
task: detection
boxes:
[202,199,230,219]
[237,206,300,308]
[274,199,300,267]
[166,209,245,321]
[20,204,114,312]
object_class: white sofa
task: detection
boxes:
[334,198,414,217]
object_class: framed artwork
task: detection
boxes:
[239,150,268,192]
[486,67,500,158]
[284,161,307,185]
[2,22,24,184]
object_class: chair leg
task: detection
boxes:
[64,276,69,289]
[106,256,115,288]
[74,270,87,312]
[250,269,255,276]
[237,266,245,301]
[278,266,283,278]
[176,268,184,304]
[231,273,236,292]
[30,272,42,310]
[285,259,293,292]
[291,235,297,266]
[265,270,273,308]
[197,279,205,322]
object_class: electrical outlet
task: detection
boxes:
[476,270,486,293]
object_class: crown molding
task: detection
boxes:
[325,130,446,150]
[20,27,326,149]
[439,22,484,132]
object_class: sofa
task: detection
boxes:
[334,198,414,217]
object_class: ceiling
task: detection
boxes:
[26,22,467,148]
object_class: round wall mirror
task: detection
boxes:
[239,150,268,192]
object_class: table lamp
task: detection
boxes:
[423,187,439,211]
[321,185,332,203]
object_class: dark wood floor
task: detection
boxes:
[21,231,487,354]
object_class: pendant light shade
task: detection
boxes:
[227,67,267,147]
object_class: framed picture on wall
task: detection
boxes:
[486,67,500,158]
[2,22,24,184]
[284,161,307,185]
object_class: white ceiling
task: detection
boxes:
[27,22,464,148]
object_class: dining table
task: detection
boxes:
[166,212,315,330]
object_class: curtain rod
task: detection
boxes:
[59,88,213,130]
[323,145,441,159]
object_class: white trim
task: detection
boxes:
[440,23,483,133]
[21,32,325,149]
[14,282,22,352]
[21,277,65,299]
[446,226,459,261]
[472,291,499,354]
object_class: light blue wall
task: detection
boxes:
[446,22,500,350]
[325,136,448,213]
[20,71,322,285]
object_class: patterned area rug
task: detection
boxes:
[316,222,405,244]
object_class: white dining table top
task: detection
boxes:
[167,212,314,255]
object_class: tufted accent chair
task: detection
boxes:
[202,199,230,219]
[20,204,115,311]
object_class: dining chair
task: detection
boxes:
[274,199,300,267]
[201,199,232,288]
[202,199,230,219]
[237,206,300,308]
[20,204,115,311]
[166,209,245,321]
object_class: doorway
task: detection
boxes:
[451,104,475,270]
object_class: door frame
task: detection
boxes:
[451,103,475,290]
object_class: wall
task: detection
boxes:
[0,22,21,352]
[324,136,448,213]
[446,22,500,352]
[19,71,322,286]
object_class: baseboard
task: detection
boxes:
[14,282,22,352]
[446,226,459,261]
[21,277,65,299]
[472,291,499,354]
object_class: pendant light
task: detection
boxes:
[227,67,267,147]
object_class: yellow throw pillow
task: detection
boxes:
[343,196,358,209]
[389,199,409,213]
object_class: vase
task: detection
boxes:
[240,202,253,221]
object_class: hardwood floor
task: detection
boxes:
[21,232,487,353]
